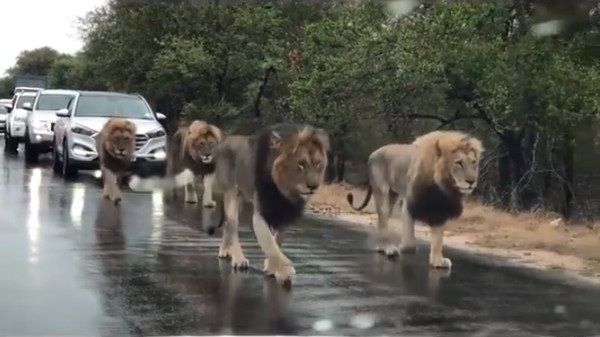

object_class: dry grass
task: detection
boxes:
[308,183,600,273]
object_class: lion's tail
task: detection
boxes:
[346,185,372,211]
[128,169,195,192]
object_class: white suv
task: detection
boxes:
[52,90,168,179]
[23,89,78,162]
[3,92,37,153]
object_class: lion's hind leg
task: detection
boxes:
[373,187,399,258]
[428,224,451,269]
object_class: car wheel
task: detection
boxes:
[24,134,38,163]
[52,137,62,175]
[62,139,78,179]
[4,131,18,153]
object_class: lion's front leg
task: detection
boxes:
[222,190,248,269]
[184,181,199,204]
[428,225,451,269]
[399,199,417,254]
[102,168,122,204]
[202,173,217,208]
[253,209,295,285]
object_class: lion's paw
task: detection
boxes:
[203,199,217,208]
[376,244,399,258]
[184,194,198,204]
[264,257,295,284]
[231,255,249,270]
[429,256,452,269]
[218,246,231,259]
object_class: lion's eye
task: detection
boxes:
[315,161,322,169]
[455,160,463,167]
[298,161,307,171]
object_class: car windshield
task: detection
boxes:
[75,95,154,120]
[15,95,35,109]
[35,94,74,111]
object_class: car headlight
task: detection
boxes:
[147,128,166,138]
[71,124,96,136]
[32,120,47,130]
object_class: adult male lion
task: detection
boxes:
[165,120,223,207]
[347,130,483,269]
[95,118,137,204]
[210,123,329,285]
[129,123,330,286]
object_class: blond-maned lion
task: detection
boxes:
[95,118,137,204]
[165,120,223,207]
[347,130,483,269]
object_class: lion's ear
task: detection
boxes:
[313,128,330,152]
[435,139,443,157]
[270,131,282,150]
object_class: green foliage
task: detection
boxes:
[5,1,600,213]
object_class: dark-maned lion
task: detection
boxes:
[166,120,223,207]
[95,118,137,204]
[128,123,330,286]
[209,123,329,286]
[347,130,483,269]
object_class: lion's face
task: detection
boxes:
[448,148,480,195]
[434,137,482,196]
[105,125,136,160]
[271,127,330,201]
[187,135,219,164]
[185,121,223,164]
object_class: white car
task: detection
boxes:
[52,90,168,178]
[22,89,78,162]
[0,98,10,133]
[3,92,37,152]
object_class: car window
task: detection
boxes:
[15,95,35,109]
[74,95,154,120]
[35,94,76,111]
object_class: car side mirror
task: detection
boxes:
[22,102,32,111]
[56,108,70,117]
[156,112,167,120]
[3,104,13,113]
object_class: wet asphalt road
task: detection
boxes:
[1,142,600,337]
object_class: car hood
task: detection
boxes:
[32,110,59,123]
[72,117,163,134]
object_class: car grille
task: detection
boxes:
[135,134,148,151]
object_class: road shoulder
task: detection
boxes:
[307,184,600,288]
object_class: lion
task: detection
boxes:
[346,130,483,269]
[95,118,137,204]
[165,120,223,207]
[128,123,330,286]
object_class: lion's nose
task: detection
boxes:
[306,183,319,192]
[466,179,475,186]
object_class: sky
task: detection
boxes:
[0,0,107,76]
